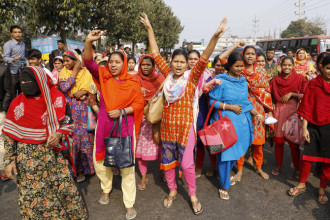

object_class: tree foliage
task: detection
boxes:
[0,0,183,53]
[281,19,325,38]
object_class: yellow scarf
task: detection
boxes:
[59,67,95,96]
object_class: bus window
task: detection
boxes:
[263,42,268,51]
[301,39,310,51]
[281,40,289,52]
[289,40,296,50]
[272,41,276,48]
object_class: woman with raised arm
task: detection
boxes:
[82,30,144,220]
[140,12,229,214]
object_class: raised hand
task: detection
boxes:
[235,41,246,48]
[140,12,152,29]
[86,30,107,43]
[213,18,230,39]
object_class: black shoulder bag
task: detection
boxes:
[103,109,134,168]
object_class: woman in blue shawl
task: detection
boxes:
[209,52,261,200]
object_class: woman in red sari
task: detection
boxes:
[270,57,308,178]
[288,54,330,204]
[234,46,273,181]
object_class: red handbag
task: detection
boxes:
[198,101,238,155]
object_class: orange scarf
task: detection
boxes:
[94,52,144,137]
[242,65,273,111]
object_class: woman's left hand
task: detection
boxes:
[281,92,292,103]
[47,132,62,146]
[108,110,121,119]
[73,90,88,99]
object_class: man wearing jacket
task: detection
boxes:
[49,39,66,71]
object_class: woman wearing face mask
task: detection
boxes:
[51,56,64,87]
[3,66,87,219]
[294,48,315,80]
[59,50,97,182]
[209,52,255,200]
[134,55,165,190]
[83,30,144,220]
[128,56,137,75]
[234,46,273,182]
[288,54,330,203]
[141,12,229,214]
[270,57,307,178]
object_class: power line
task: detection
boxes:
[305,2,330,12]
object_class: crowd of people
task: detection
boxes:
[0,13,329,220]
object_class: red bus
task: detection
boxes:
[256,36,330,54]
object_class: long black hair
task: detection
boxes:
[171,49,188,62]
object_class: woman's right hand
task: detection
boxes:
[231,104,242,114]
[140,12,152,29]
[235,41,245,48]
[302,127,310,143]
[5,160,17,180]
[85,30,107,43]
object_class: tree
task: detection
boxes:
[281,19,325,38]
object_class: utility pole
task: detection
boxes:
[295,0,305,19]
[253,15,259,43]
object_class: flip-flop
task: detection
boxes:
[192,200,203,215]
[163,194,177,208]
[138,179,148,191]
[99,193,109,205]
[0,175,10,182]
[126,208,137,220]
[219,189,229,200]
[230,176,236,186]
[288,187,306,197]
[318,193,328,204]
[271,168,280,176]
[77,175,86,183]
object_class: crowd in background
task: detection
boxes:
[0,13,329,220]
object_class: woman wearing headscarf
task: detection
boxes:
[309,52,329,80]
[3,66,87,219]
[134,54,165,190]
[83,30,144,220]
[270,56,308,178]
[59,50,97,182]
[51,56,64,87]
[294,48,315,80]
[141,12,229,214]
[288,54,330,204]
[234,46,273,181]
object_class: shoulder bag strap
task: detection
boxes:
[122,109,130,136]
[109,118,118,138]
[117,109,123,139]
[204,100,222,128]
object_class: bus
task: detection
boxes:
[31,36,85,61]
[256,36,330,54]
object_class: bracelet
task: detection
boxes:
[223,103,226,110]
[256,114,262,117]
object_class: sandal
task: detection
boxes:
[205,167,215,177]
[191,200,203,215]
[288,187,306,197]
[77,174,86,183]
[230,176,236,186]
[271,168,280,176]
[126,208,137,220]
[163,194,177,208]
[99,193,109,205]
[219,189,229,200]
[318,193,328,204]
[256,169,269,180]
[233,171,242,182]
[138,179,148,191]
[195,168,202,179]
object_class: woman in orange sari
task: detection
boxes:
[234,46,273,181]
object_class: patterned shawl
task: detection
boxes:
[294,48,315,78]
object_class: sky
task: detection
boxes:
[163,0,330,44]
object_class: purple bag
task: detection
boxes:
[282,112,305,145]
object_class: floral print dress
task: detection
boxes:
[3,104,88,219]
[59,77,95,175]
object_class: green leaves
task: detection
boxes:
[281,19,325,38]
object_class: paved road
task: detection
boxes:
[1,143,329,220]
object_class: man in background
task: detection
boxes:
[49,39,66,71]
[102,44,111,57]
[3,25,26,98]
[265,47,276,70]
[135,48,145,63]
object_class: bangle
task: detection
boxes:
[223,103,226,110]
[256,114,262,117]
